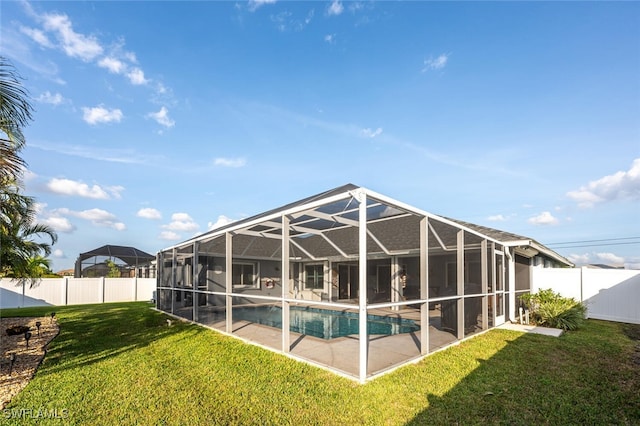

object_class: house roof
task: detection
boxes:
[445,218,573,266]
[165,184,572,267]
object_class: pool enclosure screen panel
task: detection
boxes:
[464,296,484,337]
[158,289,172,312]
[464,232,483,295]
[196,292,226,331]
[154,185,553,382]
[429,300,458,351]
[231,296,282,352]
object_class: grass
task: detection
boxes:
[1,302,638,425]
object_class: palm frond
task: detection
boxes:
[0,56,34,148]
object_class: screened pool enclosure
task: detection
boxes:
[157,184,571,382]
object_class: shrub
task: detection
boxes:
[521,289,586,331]
[6,325,31,336]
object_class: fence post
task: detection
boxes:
[580,267,584,303]
[21,281,26,308]
[63,277,68,305]
[101,277,106,303]
[134,276,138,302]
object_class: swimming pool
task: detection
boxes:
[232,305,420,340]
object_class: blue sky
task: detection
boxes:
[1,0,639,271]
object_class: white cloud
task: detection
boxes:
[487,214,508,222]
[98,56,125,73]
[127,67,148,85]
[214,157,247,168]
[36,91,65,105]
[31,141,158,165]
[41,12,103,61]
[23,170,38,182]
[324,34,336,44]
[305,9,315,25]
[112,222,126,231]
[248,0,277,12]
[22,9,156,91]
[105,185,125,198]
[156,82,167,94]
[137,208,162,220]
[595,252,625,266]
[328,0,344,16]
[159,231,181,241]
[208,215,235,231]
[162,213,199,232]
[82,106,123,125]
[568,252,631,268]
[52,249,66,259]
[33,202,46,215]
[360,127,383,138]
[34,203,77,233]
[267,9,312,32]
[57,207,125,230]
[43,216,76,233]
[122,51,137,63]
[567,158,640,208]
[528,211,559,226]
[349,2,365,13]
[568,253,591,265]
[20,26,53,48]
[46,178,123,199]
[422,53,449,72]
[147,107,175,128]
[69,208,112,221]
[626,259,640,270]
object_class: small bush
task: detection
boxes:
[6,325,31,336]
[521,289,586,331]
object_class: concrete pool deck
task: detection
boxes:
[229,320,459,378]
[226,303,467,379]
[169,304,563,381]
[176,304,477,379]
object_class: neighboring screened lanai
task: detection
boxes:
[157,184,571,382]
[75,245,156,278]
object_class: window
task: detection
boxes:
[305,264,324,290]
[232,263,256,288]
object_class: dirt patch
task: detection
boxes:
[0,317,59,409]
[622,323,640,341]
[620,323,640,367]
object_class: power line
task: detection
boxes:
[546,236,640,247]
[546,241,640,249]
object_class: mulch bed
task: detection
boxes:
[0,317,59,409]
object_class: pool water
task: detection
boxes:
[232,305,420,340]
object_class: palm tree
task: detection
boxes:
[25,255,55,278]
[0,188,57,281]
[0,56,33,181]
[0,56,58,282]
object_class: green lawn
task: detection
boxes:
[2,302,638,425]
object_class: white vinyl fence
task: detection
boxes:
[0,277,156,309]
[532,267,640,325]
